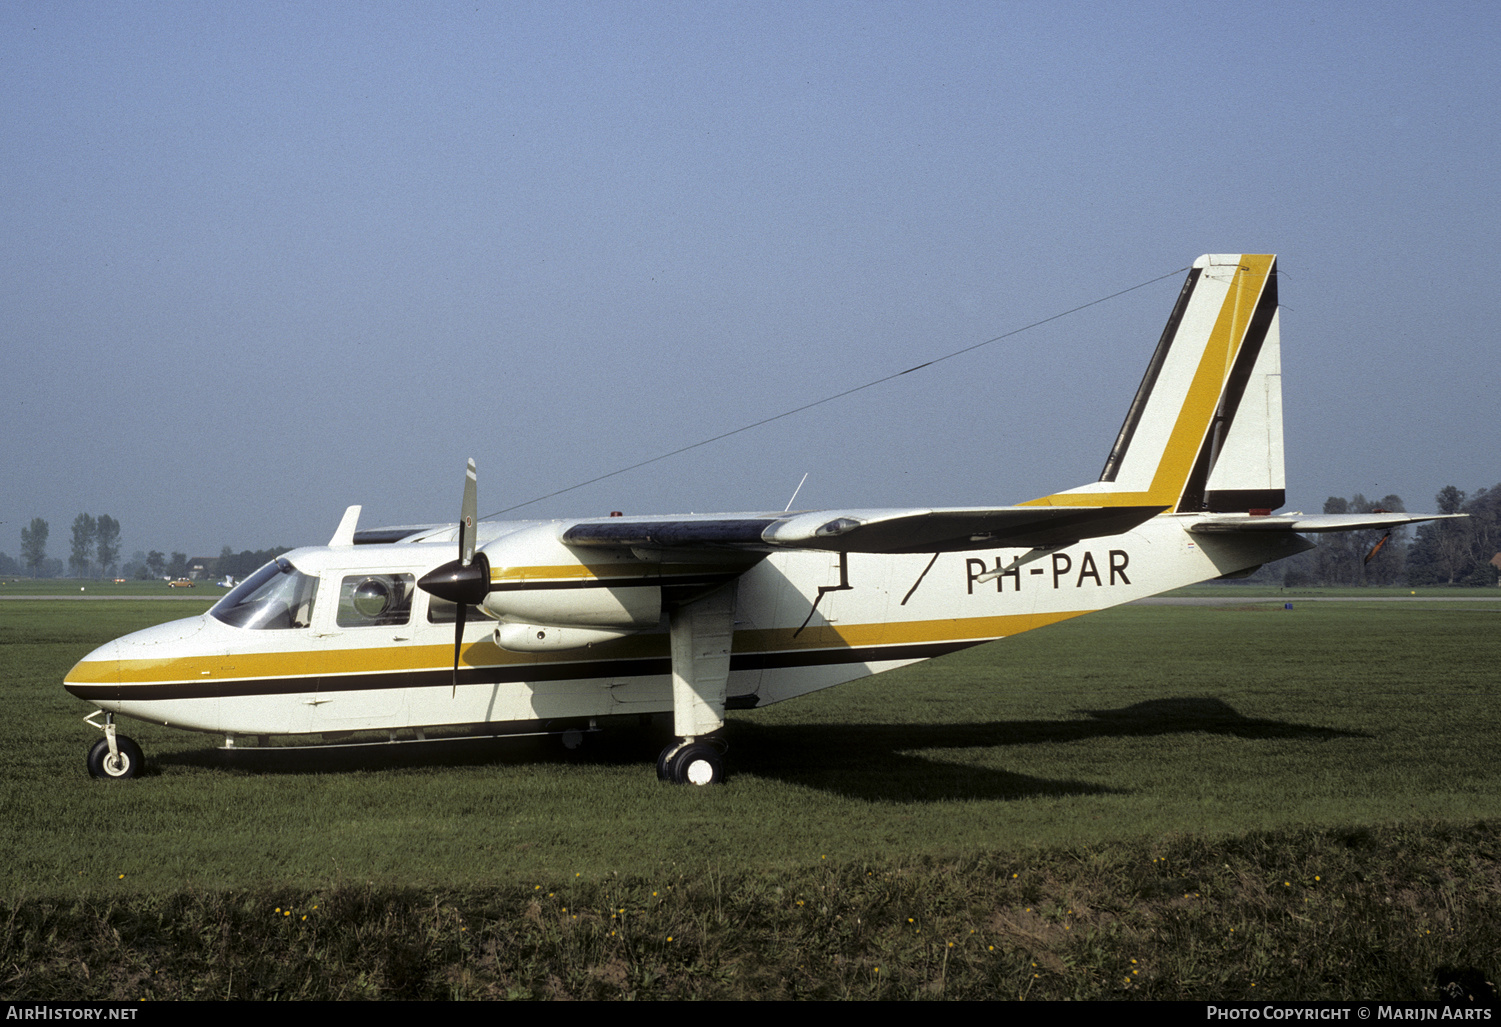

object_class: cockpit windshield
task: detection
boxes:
[210,557,319,629]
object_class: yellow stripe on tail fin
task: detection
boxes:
[1025,254,1283,514]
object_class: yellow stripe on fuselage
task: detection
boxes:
[68,610,1090,686]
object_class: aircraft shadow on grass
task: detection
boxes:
[154,696,1363,804]
[723,697,1366,802]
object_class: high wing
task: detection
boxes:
[560,504,1167,554]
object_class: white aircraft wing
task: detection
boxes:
[561,504,1166,554]
[1187,512,1465,534]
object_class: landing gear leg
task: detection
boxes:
[84,711,143,780]
[658,584,736,785]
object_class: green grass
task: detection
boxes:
[1164,583,1501,598]
[0,577,230,597]
[2,597,1498,999]
[3,824,1497,1000]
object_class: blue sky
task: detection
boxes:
[4,2,1497,560]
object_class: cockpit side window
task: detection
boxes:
[336,574,415,628]
[210,558,320,629]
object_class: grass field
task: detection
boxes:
[0,578,231,597]
[1,592,1497,999]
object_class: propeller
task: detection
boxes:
[417,459,491,695]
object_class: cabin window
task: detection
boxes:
[336,573,415,628]
[210,558,320,630]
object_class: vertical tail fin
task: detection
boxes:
[1026,254,1284,514]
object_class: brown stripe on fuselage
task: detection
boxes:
[63,610,1087,701]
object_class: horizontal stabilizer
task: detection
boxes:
[1187,512,1465,534]
[562,505,1166,554]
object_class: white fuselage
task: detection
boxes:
[64,513,1306,739]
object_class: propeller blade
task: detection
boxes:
[452,600,467,697]
[461,458,477,568]
[457,457,478,696]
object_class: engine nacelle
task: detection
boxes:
[493,622,637,652]
[476,522,662,629]
[483,584,660,628]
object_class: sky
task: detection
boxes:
[3,1,1498,562]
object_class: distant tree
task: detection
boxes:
[69,513,97,577]
[167,552,188,579]
[95,515,121,577]
[1433,487,1472,585]
[0,552,19,576]
[1407,484,1499,586]
[1462,486,1501,586]
[1311,494,1406,586]
[20,518,48,576]
[146,551,166,578]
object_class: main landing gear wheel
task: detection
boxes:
[657,741,726,786]
[87,735,143,780]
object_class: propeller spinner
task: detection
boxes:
[416,459,491,694]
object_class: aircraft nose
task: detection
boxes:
[63,638,122,700]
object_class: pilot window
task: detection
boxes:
[210,558,319,630]
[336,574,415,628]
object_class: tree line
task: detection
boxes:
[1254,483,1500,587]
[1,515,287,583]
[2,514,127,578]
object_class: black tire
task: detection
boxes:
[656,742,678,782]
[87,736,143,780]
[670,742,725,786]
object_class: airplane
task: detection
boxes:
[64,254,1460,785]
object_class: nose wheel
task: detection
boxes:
[88,736,142,779]
[84,711,143,780]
